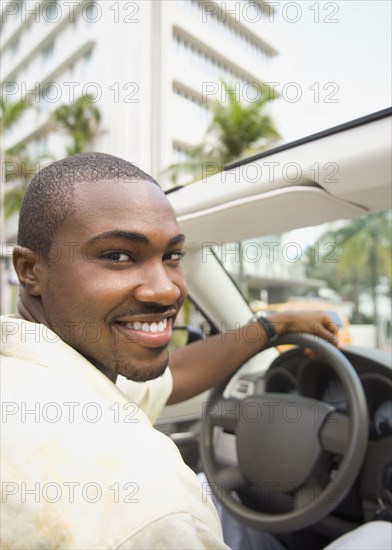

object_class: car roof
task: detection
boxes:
[168,108,392,247]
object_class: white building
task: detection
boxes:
[1,0,278,311]
[1,0,278,175]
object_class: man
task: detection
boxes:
[2,153,387,548]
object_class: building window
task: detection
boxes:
[172,84,212,127]
[85,2,99,25]
[34,135,48,157]
[10,37,20,55]
[172,144,191,165]
[177,0,272,66]
[39,91,49,113]
[173,84,209,111]
[84,49,92,66]
[42,41,54,64]
[173,32,249,88]
[44,1,61,24]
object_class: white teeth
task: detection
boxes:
[123,319,168,333]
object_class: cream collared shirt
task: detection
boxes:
[1,316,228,549]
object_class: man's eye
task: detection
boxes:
[101,251,132,262]
[165,251,186,262]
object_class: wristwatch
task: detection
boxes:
[249,311,279,345]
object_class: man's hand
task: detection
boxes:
[269,310,341,347]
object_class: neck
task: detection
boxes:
[17,288,49,325]
[94,364,118,383]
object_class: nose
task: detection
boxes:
[134,261,182,306]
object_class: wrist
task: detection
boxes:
[250,311,279,346]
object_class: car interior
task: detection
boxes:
[153,108,392,549]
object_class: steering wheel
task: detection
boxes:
[199,334,369,533]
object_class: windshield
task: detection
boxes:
[217,211,392,351]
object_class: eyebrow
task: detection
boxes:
[86,230,185,247]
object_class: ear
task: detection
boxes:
[12,246,47,297]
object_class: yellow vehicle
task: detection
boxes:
[253,300,352,346]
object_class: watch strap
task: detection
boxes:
[250,312,279,345]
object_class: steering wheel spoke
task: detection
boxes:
[204,398,240,433]
[319,412,350,454]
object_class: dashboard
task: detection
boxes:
[263,346,392,442]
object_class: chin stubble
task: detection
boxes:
[114,355,169,382]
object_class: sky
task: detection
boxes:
[265,0,391,142]
[259,0,391,246]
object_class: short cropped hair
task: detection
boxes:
[17,152,158,259]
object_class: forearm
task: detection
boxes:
[167,321,268,404]
[167,311,339,405]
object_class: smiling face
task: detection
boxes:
[36,178,187,382]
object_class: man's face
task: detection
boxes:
[38,178,187,382]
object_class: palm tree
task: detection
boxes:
[52,94,101,155]
[1,98,38,218]
[166,82,280,299]
[0,98,31,134]
[306,211,392,345]
[210,84,280,164]
[167,82,280,184]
